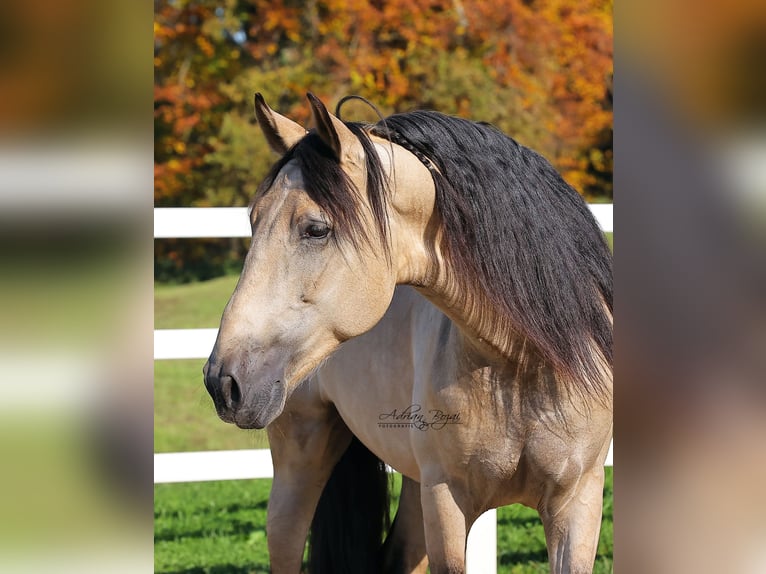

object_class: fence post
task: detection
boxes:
[466,509,497,574]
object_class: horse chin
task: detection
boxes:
[233,416,270,430]
[235,381,287,429]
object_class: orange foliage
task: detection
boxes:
[155,0,612,207]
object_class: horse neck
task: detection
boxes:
[380,140,523,367]
[414,272,528,369]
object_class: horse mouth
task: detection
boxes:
[230,379,287,430]
[233,416,266,430]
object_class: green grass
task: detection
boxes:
[154,359,269,453]
[155,479,273,574]
[155,275,238,329]
[154,470,612,573]
[155,474,407,574]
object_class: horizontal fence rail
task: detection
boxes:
[154,205,614,574]
[155,445,612,485]
[154,207,253,238]
[155,449,274,483]
[154,328,218,360]
[154,204,613,237]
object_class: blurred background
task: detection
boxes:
[616,1,766,572]
[0,0,153,572]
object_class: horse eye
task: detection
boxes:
[303,222,330,239]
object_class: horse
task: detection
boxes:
[203,92,613,574]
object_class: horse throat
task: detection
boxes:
[411,244,539,372]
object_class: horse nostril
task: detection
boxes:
[229,377,241,405]
[220,375,242,410]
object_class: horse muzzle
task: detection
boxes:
[203,354,287,429]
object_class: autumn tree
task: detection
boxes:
[155,0,612,281]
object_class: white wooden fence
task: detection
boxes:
[154,204,614,574]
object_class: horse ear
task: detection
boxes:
[307,92,357,162]
[254,93,307,155]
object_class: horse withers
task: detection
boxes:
[204,93,613,574]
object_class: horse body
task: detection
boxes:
[204,93,613,573]
[315,285,611,571]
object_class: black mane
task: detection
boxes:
[373,112,613,397]
[258,110,612,399]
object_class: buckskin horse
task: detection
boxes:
[204,93,613,574]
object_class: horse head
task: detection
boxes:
[203,93,434,428]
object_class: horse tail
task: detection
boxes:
[308,435,391,574]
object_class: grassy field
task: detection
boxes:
[154,359,270,453]
[155,275,239,330]
[155,275,270,453]
[155,264,613,573]
[155,470,613,574]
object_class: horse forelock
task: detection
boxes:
[255,126,391,257]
